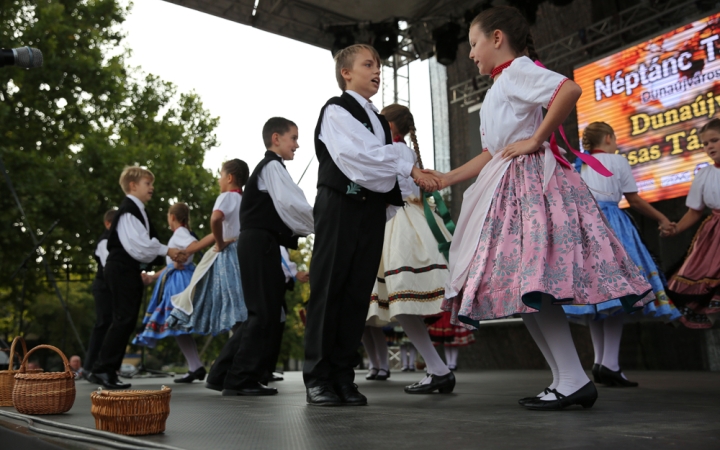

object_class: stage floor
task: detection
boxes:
[1,370,719,450]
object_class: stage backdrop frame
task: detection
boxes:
[574,11,719,207]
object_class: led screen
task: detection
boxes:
[574,12,718,207]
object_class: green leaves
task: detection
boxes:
[0,1,220,348]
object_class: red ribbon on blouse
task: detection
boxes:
[535,60,613,177]
[393,135,405,143]
[229,188,243,194]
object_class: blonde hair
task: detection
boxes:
[381,104,423,169]
[169,202,190,231]
[582,122,615,151]
[119,166,154,194]
[334,44,381,90]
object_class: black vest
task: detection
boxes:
[93,229,111,281]
[106,197,164,269]
[315,92,403,206]
[241,151,299,249]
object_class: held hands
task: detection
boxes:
[141,272,153,286]
[412,167,445,191]
[659,221,677,237]
[501,137,542,160]
[167,248,186,262]
[296,271,310,283]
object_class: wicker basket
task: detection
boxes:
[91,386,171,436]
[12,344,76,414]
[0,336,43,407]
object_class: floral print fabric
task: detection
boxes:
[442,152,652,328]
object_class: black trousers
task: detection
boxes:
[207,303,287,386]
[303,187,386,388]
[266,302,287,375]
[213,229,286,389]
[92,261,144,374]
[83,278,114,372]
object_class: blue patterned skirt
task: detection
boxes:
[564,201,681,322]
[167,241,247,335]
[133,263,196,348]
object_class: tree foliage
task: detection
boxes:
[0,0,220,356]
[278,236,313,367]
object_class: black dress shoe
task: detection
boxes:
[174,367,206,384]
[598,365,638,387]
[334,383,367,406]
[365,369,378,380]
[518,388,550,406]
[523,382,598,411]
[205,381,223,392]
[222,382,277,396]
[268,373,284,382]
[306,385,341,406]
[404,372,456,394]
[374,368,390,381]
[90,372,131,390]
[591,364,603,384]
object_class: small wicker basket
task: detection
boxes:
[0,336,43,407]
[91,386,171,436]
[12,344,76,414]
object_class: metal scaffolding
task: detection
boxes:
[381,26,414,108]
[449,0,707,108]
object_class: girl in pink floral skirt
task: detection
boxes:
[421,6,652,411]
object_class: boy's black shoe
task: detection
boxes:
[222,382,277,396]
[334,383,367,406]
[306,385,341,406]
[89,372,131,390]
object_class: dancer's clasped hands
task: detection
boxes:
[167,247,187,262]
[659,221,677,237]
[412,167,446,192]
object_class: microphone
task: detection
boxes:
[0,47,43,69]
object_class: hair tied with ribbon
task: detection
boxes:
[534,60,613,178]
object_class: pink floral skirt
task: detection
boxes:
[667,210,720,329]
[443,152,652,328]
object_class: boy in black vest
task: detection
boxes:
[88,166,182,389]
[303,44,440,406]
[81,209,117,380]
[208,117,314,396]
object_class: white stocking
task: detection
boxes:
[362,326,379,370]
[396,315,450,376]
[600,314,625,372]
[522,313,559,394]
[175,334,202,372]
[533,295,590,400]
[401,343,410,367]
[444,346,458,368]
[587,319,605,365]
[370,327,389,371]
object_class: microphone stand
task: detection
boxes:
[0,151,86,353]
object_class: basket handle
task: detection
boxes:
[18,344,71,374]
[8,336,29,368]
